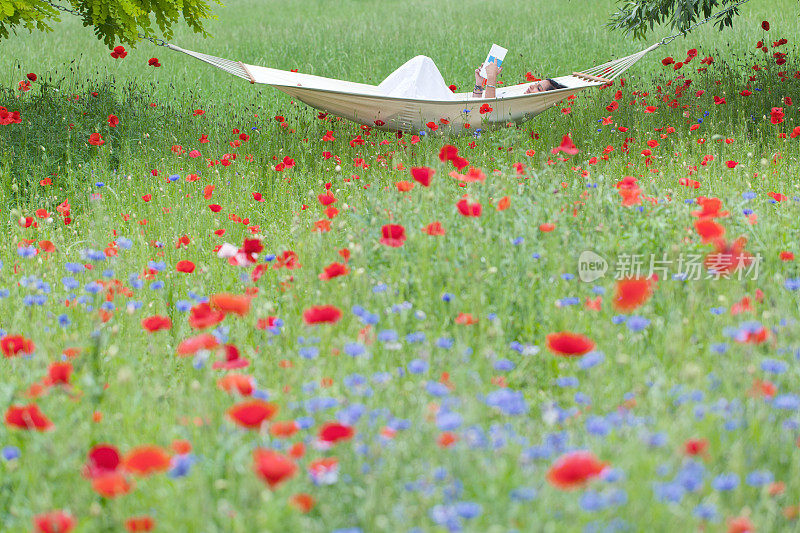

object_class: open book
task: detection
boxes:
[478,44,508,81]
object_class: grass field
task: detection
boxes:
[2,0,800,531]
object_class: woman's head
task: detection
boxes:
[524,78,566,94]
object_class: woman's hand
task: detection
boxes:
[474,67,484,86]
[485,60,502,84]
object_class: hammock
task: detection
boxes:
[167,42,662,133]
[42,0,751,133]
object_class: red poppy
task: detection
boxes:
[319,262,349,280]
[761,20,770,31]
[728,516,755,533]
[423,221,445,235]
[110,45,127,59]
[88,133,104,146]
[613,277,654,311]
[27,72,37,82]
[218,374,254,396]
[82,444,121,481]
[303,305,342,324]
[769,192,787,202]
[108,114,119,127]
[212,344,250,370]
[177,330,219,357]
[683,438,709,456]
[0,106,21,125]
[125,516,156,532]
[33,510,75,533]
[456,198,482,217]
[479,103,493,114]
[692,197,729,218]
[551,134,579,155]
[228,400,278,429]
[396,180,414,192]
[439,144,458,162]
[694,218,726,243]
[380,224,407,247]
[188,303,225,329]
[141,315,172,332]
[704,237,754,274]
[725,160,739,169]
[210,293,251,316]
[1,334,35,357]
[270,420,299,438]
[5,403,53,430]
[176,260,195,273]
[123,446,171,476]
[148,57,161,67]
[318,192,337,206]
[438,432,458,447]
[410,166,434,186]
[545,332,595,357]
[546,451,607,490]
[253,449,297,488]
[318,422,355,444]
[45,362,72,386]
[91,472,132,498]
[771,107,785,125]
[289,493,315,513]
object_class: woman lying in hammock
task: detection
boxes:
[378,55,566,100]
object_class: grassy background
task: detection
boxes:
[1,1,800,532]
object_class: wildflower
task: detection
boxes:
[546,332,595,357]
[380,224,407,247]
[227,400,278,429]
[546,451,607,490]
[253,449,297,488]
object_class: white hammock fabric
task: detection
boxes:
[167,42,661,133]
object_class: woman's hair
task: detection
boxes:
[546,78,566,90]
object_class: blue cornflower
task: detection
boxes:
[761,359,787,374]
[344,343,366,357]
[745,470,773,487]
[579,351,605,369]
[556,376,578,388]
[408,359,428,374]
[377,329,398,342]
[494,359,515,371]
[626,316,650,331]
[437,337,454,349]
[773,394,800,410]
[693,503,718,521]
[785,278,800,291]
[426,381,449,397]
[711,473,739,491]
[485,389,527,415]
[2,446,20,461]
[509,487,537,501]
[436,411,462,430]
[299,346,318,359]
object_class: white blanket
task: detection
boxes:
[378,56,456,101]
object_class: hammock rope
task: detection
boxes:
[45,0,752,132]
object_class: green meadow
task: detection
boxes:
[1,0,800,531]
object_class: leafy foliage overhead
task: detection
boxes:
[0,0,221,46]
[608,0,750,39]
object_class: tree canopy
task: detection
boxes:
[0,0,221,46]
[608,0,750,39]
